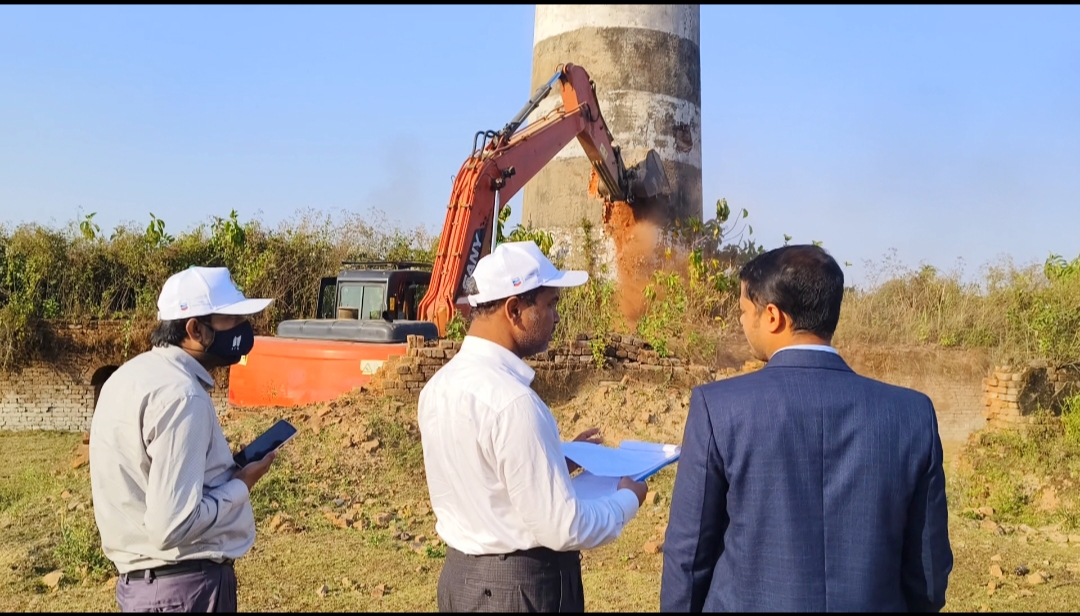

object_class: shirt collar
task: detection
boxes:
[771,343,840,357]
[459,335,536,387]
[152,345,215,389]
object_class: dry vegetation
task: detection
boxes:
[3,203,1078,373]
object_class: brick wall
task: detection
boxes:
[984,362,1080,429]
[0,356,230,433]
[0,331,1009,445]
[0,363,98,432]
[370,334,714,397]
[373,341,993,444]
[838,347,993,444]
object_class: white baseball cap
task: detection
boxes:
[466,241,589,306]
[157,266,273,321]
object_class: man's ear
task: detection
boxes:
[764,304,786,334]
[185,318,209,345]
[504,297,529,326]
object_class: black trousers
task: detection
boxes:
[116,560,237,612]
[437,546,585,612]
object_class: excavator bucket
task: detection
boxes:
[627,150,671,201]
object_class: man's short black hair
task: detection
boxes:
[150,316,211,348]
[463,276,544,319]
[738,244,845,339]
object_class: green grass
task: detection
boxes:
[5,391,1080,612]
[1061,393,1080,445]
[53,516,113,583]
[950,411,1080,531]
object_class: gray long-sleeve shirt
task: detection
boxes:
[89,345,254,574]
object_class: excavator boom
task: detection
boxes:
[416,63,669,336]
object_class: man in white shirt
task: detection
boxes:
[90,266,277,612]
[418,241,648,613]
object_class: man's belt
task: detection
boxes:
[453,546,581,563]
[124,558,233,580]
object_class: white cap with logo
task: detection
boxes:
[466,241,589,307]
[157,266,274,321]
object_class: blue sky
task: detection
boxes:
[1,5,1078,285]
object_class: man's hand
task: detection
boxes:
[566,427,604,474]
[573,427,604,444]
[234,451,277,491]
[618,476,648,507]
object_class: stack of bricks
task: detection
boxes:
[983,367,1023,429]
[525,333,685,369]
[372,333,713,398]
[374,336,462,396]
[983,362,1080,430]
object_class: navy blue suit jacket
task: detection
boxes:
[660,349,953,612]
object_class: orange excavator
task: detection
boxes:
[227,63,670,408]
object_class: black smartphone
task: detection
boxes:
[233,419,298,468]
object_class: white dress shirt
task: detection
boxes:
[417,335,640,555]
[772,343,840,356]
[89,345,255,574]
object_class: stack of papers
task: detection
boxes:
[568,472,623,500]
[562,440,681,500]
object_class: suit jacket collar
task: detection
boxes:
[764,348,854,373]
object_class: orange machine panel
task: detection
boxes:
[227,336,408,408]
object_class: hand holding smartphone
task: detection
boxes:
[234,419,298,468]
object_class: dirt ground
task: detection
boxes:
[3,379,1080,612]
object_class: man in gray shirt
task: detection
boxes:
[90,266,277,612]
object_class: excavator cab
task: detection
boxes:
[315,262,432,321]
[277,262,439,344]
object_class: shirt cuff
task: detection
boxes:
[612,488,640,524]
[217,477,250,504]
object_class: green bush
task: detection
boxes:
[4,202,1080,371]
[0,209,437,370]
[1061,393,1080,445]
[551,218,620,347]
[52,515,113,583]
[444,312,467,342]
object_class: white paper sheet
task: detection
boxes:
[562,440,680,481]
[571,471,621,500]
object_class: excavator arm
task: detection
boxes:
[416,63,669,336]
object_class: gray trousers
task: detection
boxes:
[116,560,237,612]
[437,547,585,612]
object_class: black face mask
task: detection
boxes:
[202,320,255,365]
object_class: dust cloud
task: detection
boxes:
[603,200,663,325]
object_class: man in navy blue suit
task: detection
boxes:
[661,244,952,612]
